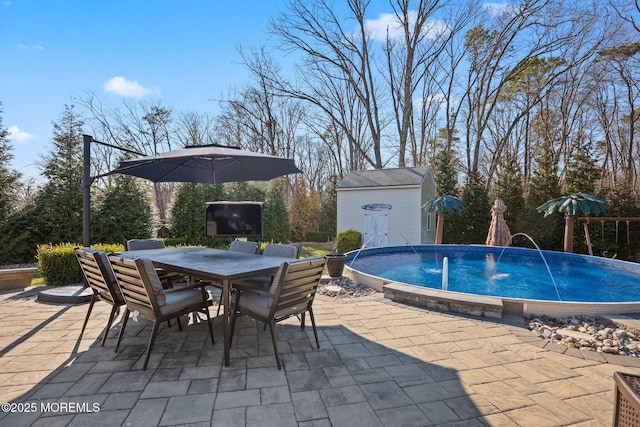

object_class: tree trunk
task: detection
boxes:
[436,213,445,244]
[564,214,575,253]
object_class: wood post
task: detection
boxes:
[436,213,445,244]
[564,214,575,253]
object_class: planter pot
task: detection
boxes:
[324,254,347,278]
[0,267,38,291]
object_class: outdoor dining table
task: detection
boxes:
[117,246,290,366]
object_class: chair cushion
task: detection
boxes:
[238,291,305,319]
[234,276,271,289]
[158,289,205,316]
[141,259,166,306]
[237,291,270,317]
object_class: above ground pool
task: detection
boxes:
[345,244,640,316]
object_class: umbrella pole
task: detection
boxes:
[82,134,92,248]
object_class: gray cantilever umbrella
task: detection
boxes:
[112,144,302,184]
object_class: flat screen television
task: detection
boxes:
[205,201,263,237]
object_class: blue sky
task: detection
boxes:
[1,0,291,180]
[2,1,499,182]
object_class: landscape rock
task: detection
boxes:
[526,315,640,358]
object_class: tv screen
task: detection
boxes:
[205,202,263,237]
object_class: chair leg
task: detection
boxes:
[101,304,120,347]
[200,289,215,345]
[229,291,241,346]
[267,321,282,370]
[300,312,306,330]
[115,307,130,353]
[80,294,97,335]
[308,306,320,349]
[176,316,183,331]
[143,320,161,370]
[204,306,215,345]
[216,291,223,317]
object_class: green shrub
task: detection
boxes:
[335,230,362,254]
[306,231,332,242]
[37,243,124,286]
[162,237,189,247]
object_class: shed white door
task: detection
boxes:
[363,212,388,247]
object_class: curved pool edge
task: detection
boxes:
[343,259,640,319]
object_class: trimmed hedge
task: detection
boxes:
[37,243,125,286]
[336,230,362,254]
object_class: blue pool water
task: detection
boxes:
[345,245,640,302]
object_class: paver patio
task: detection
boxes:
[1,285,640,426]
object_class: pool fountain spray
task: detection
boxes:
[496,232,562,301]
[348,231,419,268]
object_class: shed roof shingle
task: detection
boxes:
[337,166,428,189]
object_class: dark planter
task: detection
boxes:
[324,254,346,278]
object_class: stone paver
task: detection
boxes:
[1,286,640,426]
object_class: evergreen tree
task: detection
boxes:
[318,175,338,238]
[170,183,224,244]
[0,104,21,222]
[0,104,30,263]
[494,148,525,232]
[523,139,562,250]
[93,175,154,244]
[433,148,461,242]
[263,180,290,243]
[31,105,84,244]
[458,172,491,244]
[224,181,266,202]
[565,140,601,195]
[289,179,319,242]
[434,148,458,197]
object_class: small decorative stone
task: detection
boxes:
[526,315,640,358]
[317,277,376,298]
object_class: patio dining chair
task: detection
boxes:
[124,238,184,288]
[232,243,300,291]
[207,239,261,316]
[108,254,215,370]
[263,243,300,259]
[228,239,260,254]
[124,238,165,251]
[75,248,125,346]
[230,257,326,369]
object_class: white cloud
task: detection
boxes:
[7,125,35,143]
[365,12,448,43]
[483,2,519,17]
[103,76,155,98]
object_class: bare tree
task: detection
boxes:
[270,0,385,170]
[78,94,177,227]
[462,0,609,185]
[174,111,216,147]
[384,0,463,167]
